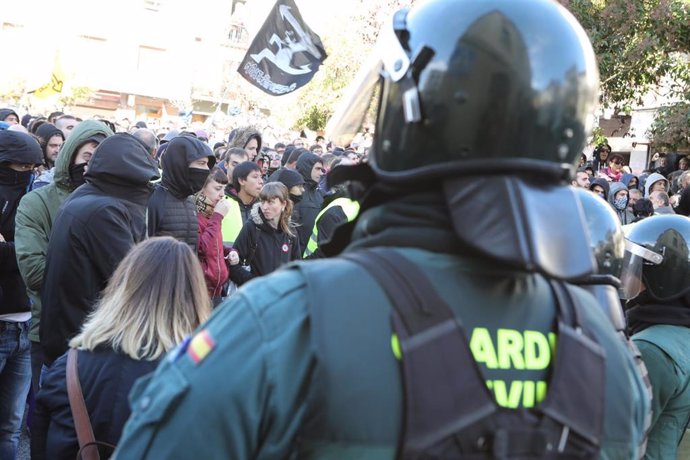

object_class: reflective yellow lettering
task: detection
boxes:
[493,380,508,407]
[497,329,524,369]
[548,332,557,356]
[536,381,548,403]
[470,328,498,369]
[522,380,535,407]
[524,330,550,370]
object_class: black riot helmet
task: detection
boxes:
[572,187,625,278]
[621,215,690,301]
[327,0,599,184]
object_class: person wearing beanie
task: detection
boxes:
[0,108,20,125]
[21,114,33,129]
[293,152,325,250]
[147,135,215,250]
[272,168,305,203]
[15,120,113,387]
[0,130,43,457]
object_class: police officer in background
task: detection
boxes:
[622,215,690,459]
[117,0,648,458]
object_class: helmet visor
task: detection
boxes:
[326,14,410,148]
[619,239,664,300]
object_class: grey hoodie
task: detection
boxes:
[607,181,634,225]
[644,172,668,197]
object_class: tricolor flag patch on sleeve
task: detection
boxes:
[187,329,216,365]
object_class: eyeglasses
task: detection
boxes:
[612,159,623,165]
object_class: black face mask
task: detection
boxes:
[69,162,87,187]
[289,193,303,204]
[188,168,210,195]
[0,167,33,188]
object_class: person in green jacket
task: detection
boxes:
[116,1,649,458]
[623,215,690,459]
[14,119,113,389]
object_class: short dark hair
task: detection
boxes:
[274,142,285,150]
[205,166,229,186]
[232,161,261,190]
[315,135,325,142]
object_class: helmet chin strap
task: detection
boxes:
[443,175,596,281]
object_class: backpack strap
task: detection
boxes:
[343,248,497,458]
[66,349,100,460]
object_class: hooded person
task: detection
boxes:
[228,126,262,161]
[35,123,65,170]
[0,130,43,457]
[15,120,113,381]
[644,172,669,197]
[293,151,325,249]
[40,133,160,365]
[607,181,635,225]
[147,135,215,250]
[620,172,639,191]
[589,177,610,200]
[0,108,20,125]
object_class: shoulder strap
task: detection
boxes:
[66,349,100,460]
[343,248,496,458]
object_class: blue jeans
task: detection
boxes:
[0,321,31,460]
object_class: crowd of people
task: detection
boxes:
[571,143,690,225]
[0,0,689,456]
[0,107,364,458]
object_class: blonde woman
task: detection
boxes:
[228,182,300,286]
[32,237,211,459]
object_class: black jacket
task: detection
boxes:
[229,204,300,286]
[32,347,160,459]
[0,131,43,315]
[294,153,324,249]
[40,134,160,364]
[148,136,214,249]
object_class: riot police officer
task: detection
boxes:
[622,215,690,459]
[116,0,648,458]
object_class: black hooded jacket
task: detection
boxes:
[229,204,300,286]
[294,152,324,249]
[0,108,19,123]
[148,136,214,249]
[40,134,160,364]
[0,131,42,315]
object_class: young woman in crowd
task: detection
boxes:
[32,237,211,459]
[228,182,300,286]
[196,167,232,305]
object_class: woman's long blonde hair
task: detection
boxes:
[69,237,212,360]
[260,182,296,237]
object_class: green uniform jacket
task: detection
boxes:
[117,247,648,459]
[14,121,113,341]
[633,325,690,459]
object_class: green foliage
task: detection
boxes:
[649,100,690,149]
[560,0,690,108]
[295,104,330,131]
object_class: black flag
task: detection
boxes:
[237,0,327,96]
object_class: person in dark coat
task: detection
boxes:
[228,182,299,286]
[40,134,160,365]
[0,131,43,458]
[32,237,211,459]
[293,152,325,249]
[147,135,215,250]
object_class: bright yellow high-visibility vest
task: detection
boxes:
[221,198,244,245]
[303,198,360,257]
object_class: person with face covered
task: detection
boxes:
[0,131,42,458]
[15,120,112,386]
[148,135,215,250]
[607,181,635,225]
[40,133,160,366]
